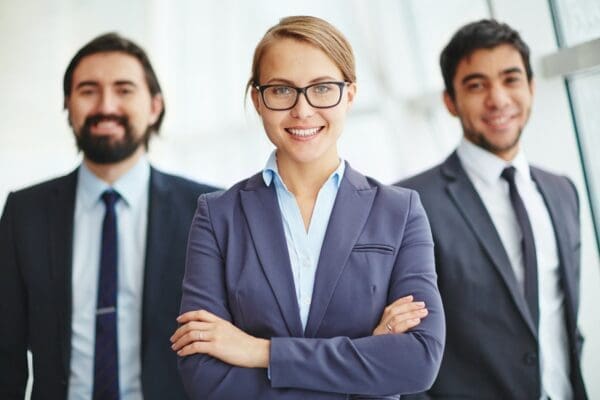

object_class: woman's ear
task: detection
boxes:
[251,87,261,116]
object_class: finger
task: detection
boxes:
[388,301,426,316]
[177,340,211,357]
[172,329,214,351]
[388,308,428,328]
[177,309,219,323]
[171,321,212,343]
[390,318,421,334]
[389,295,414,307]
[383,295,413,315]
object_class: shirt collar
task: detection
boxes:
[77,156,151,210]
[456,137,531,185]
[261,150,345,189]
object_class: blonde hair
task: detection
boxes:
[246,16,356,96]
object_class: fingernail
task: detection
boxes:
[416,301,425,307]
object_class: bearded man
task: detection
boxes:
[0,33,218,400]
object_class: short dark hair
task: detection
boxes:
[440,19,533,100]
[63,32,165,133]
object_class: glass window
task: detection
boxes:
[551,0,600,46]
[568,71,600,242]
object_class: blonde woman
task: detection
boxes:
[171,16,445,399]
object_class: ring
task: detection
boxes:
[385,322,393,332]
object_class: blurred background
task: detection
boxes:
[1,0,599,397]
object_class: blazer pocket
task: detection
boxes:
[352,243,395,255]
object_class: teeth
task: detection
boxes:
[287,127,320,137]
[485,115,510,126]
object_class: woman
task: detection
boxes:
[171,16,444,399]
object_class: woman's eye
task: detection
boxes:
[272,86,292,96]
[312,84,332,94]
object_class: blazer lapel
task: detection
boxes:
[304,164,376,338]
[240,174,304,337]
[142,169,176,349]
[443,152,537,337]
[530,169,578,324]
[48,170,78,380]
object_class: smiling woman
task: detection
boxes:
[171,15,445,399]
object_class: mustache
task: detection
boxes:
[83,114,128,128]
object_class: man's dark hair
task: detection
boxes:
[440,19,533,100]
[63,32,165,134]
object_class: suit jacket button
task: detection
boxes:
[523,352,538,365]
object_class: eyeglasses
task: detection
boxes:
[254,81,349,111]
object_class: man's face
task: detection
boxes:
[66,51,163,164]
[444,44,534,161]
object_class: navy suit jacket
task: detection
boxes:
[399,152,587,399]
[0,167,218,400]
[178,163,445,399]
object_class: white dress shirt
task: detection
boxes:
[457,138,573,400]
[262,150,345,330]
[68,157,149,400]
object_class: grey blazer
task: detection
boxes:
[399,151,587,400]
[178,163,445,399]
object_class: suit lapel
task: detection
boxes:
[304,164,376,338]
[443,152,537,337]
[530,169,578,324]
[48,170,78,379]
[240,174,304,337]
[141,169,176,351]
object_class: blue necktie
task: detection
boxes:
[501,166,539,329]
[94,190,120,400]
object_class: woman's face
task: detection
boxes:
[252,38,355,170]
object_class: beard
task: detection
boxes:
[463,126,522,156]
[75,114,151,164]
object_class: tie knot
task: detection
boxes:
[101,190,120,208]
[501,166,517,184]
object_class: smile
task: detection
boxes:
[285,127,323,137]
[482,113,517,128]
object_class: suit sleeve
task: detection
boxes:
[0,194,29,399]
[178,192,445,398]
[269,191,445,395]
[178,195,279,399]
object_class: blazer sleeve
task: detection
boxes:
[269,191,445,395]
[179,195,278,399]
[178,192,445,398]
[0,194,29,399]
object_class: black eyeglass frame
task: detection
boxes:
[254,81,350,111]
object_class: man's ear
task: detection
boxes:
[149,94,164,125]
[528,77,535,97]
[443,91,458,117]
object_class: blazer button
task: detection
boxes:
[523,352,538,365]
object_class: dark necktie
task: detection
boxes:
[501,166,539,329]
[94,190,120,400]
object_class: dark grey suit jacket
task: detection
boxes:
[398,151,587,400]
[0,167,218,400]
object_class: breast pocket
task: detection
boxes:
[321,243,397,337]
[352,243,395,255]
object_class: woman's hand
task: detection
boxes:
[373,295,428,335]
[171,309,270,368]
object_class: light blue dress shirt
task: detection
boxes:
[262,151,345,330]
[68,157,149,400]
